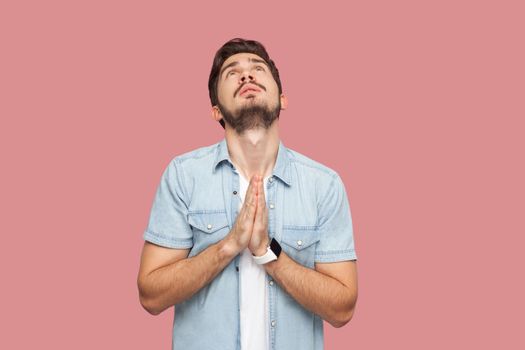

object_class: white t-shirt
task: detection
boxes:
[238,173,270,350]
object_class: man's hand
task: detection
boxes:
[223,175,259,255]
[249,175,270,256]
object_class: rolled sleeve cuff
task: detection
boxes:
[143,230,193,249]
[315,249,357,263]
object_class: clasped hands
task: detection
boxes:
[227,174,269,257]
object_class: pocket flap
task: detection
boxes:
[188,212,229,234]
[281,228,320,250]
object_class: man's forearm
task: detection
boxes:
[139,237,239,315]
[264,252,357,327]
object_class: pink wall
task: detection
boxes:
[1,0,524,349]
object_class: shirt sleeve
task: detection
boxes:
[143,159,194,249]
[315,174,358,263]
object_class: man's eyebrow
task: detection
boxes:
[219,61,239,79]
[219,58,269,78]
[249,57,268,66]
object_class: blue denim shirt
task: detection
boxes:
[143,138,357,350]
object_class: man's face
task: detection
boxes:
[216,53,282,134]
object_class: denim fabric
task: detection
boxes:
[143,138,357,350]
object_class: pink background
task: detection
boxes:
[1,0,524,349]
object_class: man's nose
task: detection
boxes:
[240,72,254,83]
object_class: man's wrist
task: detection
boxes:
[220,235,242,259]
[263,250,286,275]
[252,239,270,257]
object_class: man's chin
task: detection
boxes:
[240,96,263,105]
[219,100,280,134]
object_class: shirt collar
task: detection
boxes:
[212,138,292,186]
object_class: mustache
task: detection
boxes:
[234,82,266,97]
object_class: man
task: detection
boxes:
[137,38,358,350]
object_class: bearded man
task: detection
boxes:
[138,38,359,350]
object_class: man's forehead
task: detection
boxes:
[221,53,266,67]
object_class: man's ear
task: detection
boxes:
[211,106,222,122]
[280,94,288,110]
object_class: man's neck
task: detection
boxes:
[224,122,280,181]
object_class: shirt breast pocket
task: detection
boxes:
[280,226,320,269]
[188,211,230,256]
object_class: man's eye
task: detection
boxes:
[255,66,265,71]
[227,71,236,76]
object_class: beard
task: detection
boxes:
[218,98,281,135]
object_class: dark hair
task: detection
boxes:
[208,38,283,129]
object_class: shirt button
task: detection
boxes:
[269,280,274,286]
[269,177,274,183]
[207,224,212,230]
[269,203,275,209]
[297,240,303,247]
[271,320,276,327]
[233,190,238,195]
